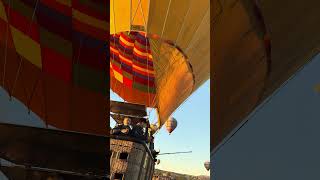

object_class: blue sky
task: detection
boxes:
[111,80,210,176]
[212,54,320,179]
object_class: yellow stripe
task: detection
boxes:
[133,64,155,74]
[0,1,8,22]
[110,46,119,54]
[119,54,132,65]
[10,26,42,68]
[114,70,123,83]
[119,36,134,47]
[72,9,107,31]
[133,47,150,57]
[55,0,71,7]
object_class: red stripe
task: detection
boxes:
[133,66,153,77]
[110,68,114,77]
[72,0,107,21]
[6,7,40,42]
[118,50,133,61]
[110,51,119,58]
[42,46,72,83]
[134,44,151,53]
[41,0,72,17]
[120,33,135,43]
[110,45,119,54]
[111,63,122,75]
[118,56,133,66]
[123,76,133,87]
[133,50,150,60]
[134,75,155,86]
[133,60,154,71]
[119,39,134,49]
[72,18,106,41]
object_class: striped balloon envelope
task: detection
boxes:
[0,0,108,135]
[110,31,156,107]
[110,0,210,128]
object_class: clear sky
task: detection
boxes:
[111,80,210,176]
[212,54,320,179]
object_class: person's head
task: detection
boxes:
[123,117,131,125]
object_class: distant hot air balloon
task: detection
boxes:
[110,0,210,129]
[204,161,210,171]
[165,117,177,134]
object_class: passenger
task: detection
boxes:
[120,117,132,135]
[110,123,122,135]
[132,119,147,140]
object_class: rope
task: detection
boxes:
[131,0,142,27]
[11,0,40,100]
[185,6,209,52]
[160,0,171,39]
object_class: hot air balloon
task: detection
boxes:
[110,0,210,129]
[204,161,210,171]
[165,117,177,134]
[0,0,108,134]
[213,0,320,150]
[0,0,108,178]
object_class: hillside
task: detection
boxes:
[154,169,210,180]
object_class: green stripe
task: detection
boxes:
[128,32,136,40]
[3,0,37,21]
[133,82,156,93]
[133,59,153,69]
[73,63,107,95]
[135,41,148,50]
[40,27,72,59]
[111,60,133,80]
[110,41,117,48]
[119,48,133,58]
[111,59,121,68]
[123,71,133,80]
